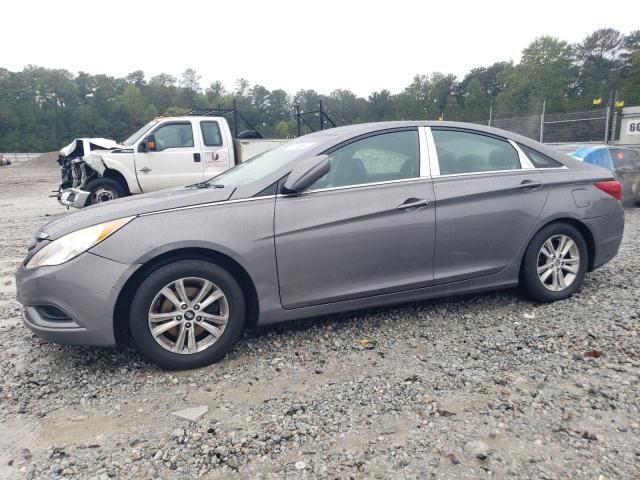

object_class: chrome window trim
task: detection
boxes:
[531,166,569,171]
[293,176,430,196]
[425,127,440,177]
[509,140,534,169]
[432,169,530,180]
[418,126,431,177]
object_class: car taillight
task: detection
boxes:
[594,180,622,201]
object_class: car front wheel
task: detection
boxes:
[129,260,245,370]
[520,222,588,302]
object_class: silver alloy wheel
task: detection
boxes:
[537,234,580,292]
[91,186,118,203]
[148,277,229,354]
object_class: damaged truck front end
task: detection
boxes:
[57,138,122,208]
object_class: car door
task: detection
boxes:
[134,121,204,192]
[198,119,233,179]
[274,128,436,309]
[428,127,549,284]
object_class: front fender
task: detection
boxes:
[98,154,142,194]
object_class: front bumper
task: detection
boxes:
[58,188,90,209]
[16,252,138,346]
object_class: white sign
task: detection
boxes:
[628,121,640,135]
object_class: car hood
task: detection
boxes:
[40,186,235,240]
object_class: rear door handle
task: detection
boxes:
[139,167,151,174]
[517,180,543,191]
[194,153,201,162]
[397,198,431,210]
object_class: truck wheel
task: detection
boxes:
[84,178,126,206]
[128,260,246,370]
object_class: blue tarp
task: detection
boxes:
[570,146,614,172]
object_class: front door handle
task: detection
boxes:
[517,180,543,191]
[139,167,151,174]
[397,198,431,210]
[194,153,201,162]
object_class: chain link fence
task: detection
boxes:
[0,152,44,163]
[441,93,640,145]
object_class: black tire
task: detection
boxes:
[520,222,588,303]
[129,260,246,370]
[84,177,126,206]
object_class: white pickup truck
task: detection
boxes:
[57,114,288,208]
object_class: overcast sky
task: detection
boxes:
[2,0,637,97]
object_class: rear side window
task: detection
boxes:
[610,149,638,167]
[519,144,563,168]
[201,121,223,147]
[432,130,520,175]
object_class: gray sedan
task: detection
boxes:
[16,122,624,369]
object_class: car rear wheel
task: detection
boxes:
[84,178,126,206]
[129,260,245,370]
[520,222,588,302]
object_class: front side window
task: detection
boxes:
[201,121,223,147]
[432,130,520,175]
[309,130,420,190]
[153,123,194,151]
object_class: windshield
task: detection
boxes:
[207,140,318,187]
[122,120,159,146]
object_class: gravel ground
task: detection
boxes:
[0,157,639,479]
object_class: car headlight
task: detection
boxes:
[26,216,135,269]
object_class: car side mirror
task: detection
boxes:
[283,155,330,194]
[139,134,157,153]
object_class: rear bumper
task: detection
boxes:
[16,252,138,346]
[584,205,625,270]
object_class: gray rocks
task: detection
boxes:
[464,440,491,460]
[1,164,640,479]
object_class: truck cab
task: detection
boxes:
[130,116,235,192]
[57,115,288,208]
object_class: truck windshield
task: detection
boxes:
[122,120,159,146]
[207,141,314,187]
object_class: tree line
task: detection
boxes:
[0,27,638,152]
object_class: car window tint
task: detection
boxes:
[519,144,563,168]
[432,130,520,175]
[153,123,194,150]
[309,130,419,190]
[201,121,223,147]
[610,149,637,167]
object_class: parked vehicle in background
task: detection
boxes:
[57,112,288,208]
[558,145,640,206]
[17,121,624,369]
